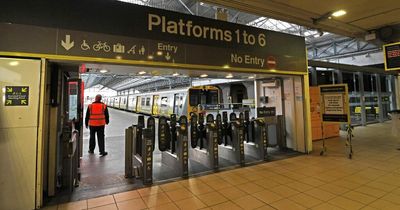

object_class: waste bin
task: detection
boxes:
[389,110,400,137]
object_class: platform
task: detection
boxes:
[44,121,400,209]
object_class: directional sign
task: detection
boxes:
[4,86,29,106]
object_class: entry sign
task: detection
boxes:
[383,42,400,71]
[5,86,29,106]
[319,84,349,123]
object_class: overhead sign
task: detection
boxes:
[383,42,400,71]
[4,86,29,106]
[0,0,307,73]
[319,84,349,123]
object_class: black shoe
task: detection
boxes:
[100,152,108,156]
[88,150,94,154]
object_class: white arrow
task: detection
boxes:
[61,35,74,51]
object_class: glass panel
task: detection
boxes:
[343,72,361,125]
[364,74,379,123]
[189,89,199,106]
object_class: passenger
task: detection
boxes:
[85,94,110,156]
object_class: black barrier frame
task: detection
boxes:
[142,128,153,185]
[178,116,189,178]
[244,118,268,161]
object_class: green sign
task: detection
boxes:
[5,86,29,106]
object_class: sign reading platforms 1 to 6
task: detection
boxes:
[5,86,29,106]
[383,42,400,71]
[319,84,349,123]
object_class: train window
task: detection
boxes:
[146,98,151,106]
[207,90,219,104]
[141,98,145,106]
[189,89,200,106]
[161,97,168,107]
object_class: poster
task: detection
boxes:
[319,84,349,123]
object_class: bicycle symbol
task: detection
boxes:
[81,40,90,50]
[93,41,111,52]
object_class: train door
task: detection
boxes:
[152,95,160,115]
[136,96,142,112]
[174,93,183,115]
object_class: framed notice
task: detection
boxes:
[383,42,400,71]
[319,84,350,123]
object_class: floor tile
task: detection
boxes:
[364,181,398,192]
[87,195,115,209]
[89,203,117,210]
[210,201,242,210]
[289,193,323,208]
[206,179,233,190]
[342,190,377,205]
[218,186,247,200]
[328,196,365,210]
[304,188,336,201]
[354,186,387,199]
[369,199,400,210]
[117,198,147,210]
[236,182,265,194]
[42,205,58,210]
[318,183,350,195]
[165,187,194,202]
[285,181,314,192]
[232,195,265,210]
[298,177,326,187]
[254,205,276,210]
[253,179,281,189]
[148,202,179,210]
[187,182,215,195]
[174,197,207,210]
[381,193,400,205]
[160,182,183,192]
[58,200,87,210]
[311,202,344,210]
[113,190,140,203]
[196,191,228,206]
[142,192,172,207]
[252,189,283,204]
[138,186,163,197]
[269,185,300,198]
[270,198,307,210]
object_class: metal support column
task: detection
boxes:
[358,72,366,125]
[376,74,384,122]
[310,67,318,86]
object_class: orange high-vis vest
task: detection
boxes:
[88,103,106,126]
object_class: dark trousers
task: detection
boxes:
[89,126,105,153]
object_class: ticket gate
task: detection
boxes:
[244,118,268,161]
[189,113,219,170]
[158,115,189,178]
[218,112,245,166]
[125,116,154,185]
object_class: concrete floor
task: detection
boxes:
[44,121,400,210]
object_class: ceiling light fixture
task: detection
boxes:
[156,51,163,56]
[248,76,255,79]
[172,72,180,76]
[332,10,347,17]
[99,69,108,73]
[9,61,19,66]
[200,74,208,78]
[223,65,230,69]
[138,71,146,75]
[226,74,233,78]
[147,55,154,60]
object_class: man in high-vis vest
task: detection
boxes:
[85,94,110,156]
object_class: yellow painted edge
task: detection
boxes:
[382,42,400,71]
[36,58,47,208]
[0,51,307,76]
[303,74,313,153]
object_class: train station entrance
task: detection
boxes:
[0,1,311,209]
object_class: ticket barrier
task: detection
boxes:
[62,123,80,192]
[189,113,219,170]
[125,115,154,185]
[218,112,245,166]
[244,117,268,161]
[159,114,189,178]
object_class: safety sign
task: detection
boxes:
[4,86,29,106]
[319,84,349,123]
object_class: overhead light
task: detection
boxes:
[223,65,230,69]
[226,74,233,78]
[172,72,180,76]
[156,51,163,56]
[147,55,154,60]
[248,76,255,79]
[332,10,346,17]
[9,61,19,66]
[138,71,146,75]
[115,55,122,59]
[200,74,208,78]
[199,2,205,6]
[99,69,108,73]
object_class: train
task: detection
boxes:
[104,86,220,118]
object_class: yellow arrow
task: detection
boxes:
[21,100,27,105]
[6,100,12,105]
[21,88,27,93]
[6,87,12,93]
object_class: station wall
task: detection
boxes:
[0,57,41,210]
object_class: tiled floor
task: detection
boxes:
[43,122,400,209]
